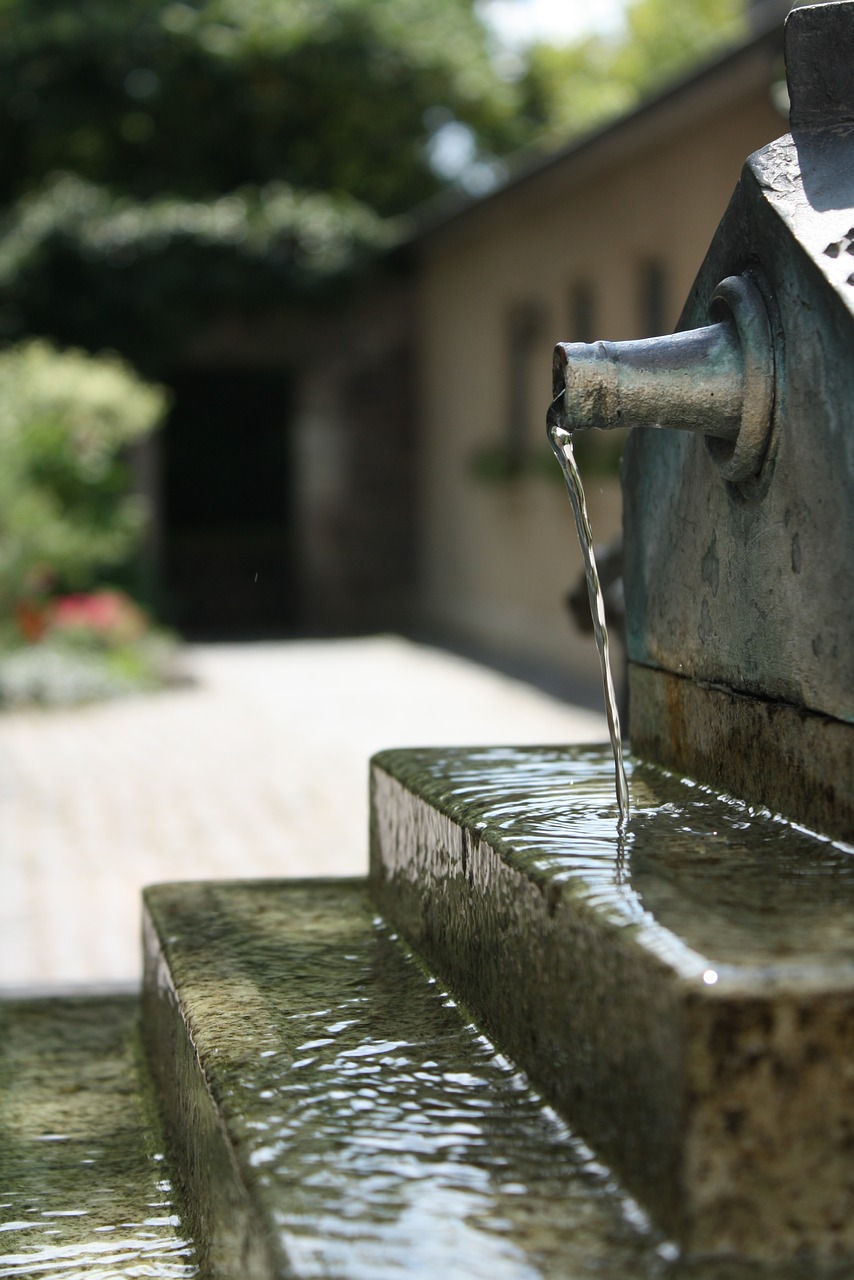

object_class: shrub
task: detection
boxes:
[0,338,168,616]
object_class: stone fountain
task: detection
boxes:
[143,5,851,1274]
[4,5,852,1278]
[370,2,854,1268]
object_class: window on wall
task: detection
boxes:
[505,300,547,469]
[639,258,669,337]
[568,278,596,343]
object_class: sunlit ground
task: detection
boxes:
[0,635,606,989]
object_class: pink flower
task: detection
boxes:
[47,590,148,645]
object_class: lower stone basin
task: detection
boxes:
[143,879,676,1279]
[142,872,851,1279]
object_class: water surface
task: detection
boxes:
[376,744,854,976]
[0,995,197,1278]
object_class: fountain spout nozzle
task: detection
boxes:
[550,274,775,484]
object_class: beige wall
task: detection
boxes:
[415,74,785,685]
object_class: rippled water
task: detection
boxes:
[375,744,854,974]
[0,996,197,1278]
[147,880,681,1279]
[256,949,653,1280]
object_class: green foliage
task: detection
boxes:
[519,0,747,143]
[614,0,747,92]
[0,0,527,366]
[518,36,636,143]
[0,173,398,368]
[0,339,168,609]
[0,0,522,216]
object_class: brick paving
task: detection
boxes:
[0,636,606,989]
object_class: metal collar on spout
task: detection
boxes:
[549,274,775,484]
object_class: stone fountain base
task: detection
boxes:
[136,747,852,1277]
[143,878,680,1279]
[368,745,854,1264]
[141,875,844,1279]
[5,747,853,1278]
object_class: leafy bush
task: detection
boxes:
[0,338,168,615]
[0,175,399,366]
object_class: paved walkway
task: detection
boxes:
[1,635,606,989]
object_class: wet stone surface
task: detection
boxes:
[371,744,854,975]
[369,746,854,1264]
[0,994,197,1278]
[143,877,844,1279]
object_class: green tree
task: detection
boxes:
[0,0,523,216]
[519,0,747,144]
[0,0,532,368]
[615,0,747,91]
[0,0,765,371]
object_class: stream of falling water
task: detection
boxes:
[548,395,629,822]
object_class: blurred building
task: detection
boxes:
[158,282,415,637]
[404,9,787,686]
[161,10,787,679]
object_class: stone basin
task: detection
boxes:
[0,994,197,1277]
[370,745,854,1264]
[7,754,852,1278]
[132,745,854,1276]
[143,878,678,1279]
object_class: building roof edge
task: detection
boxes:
[399,15,786,253]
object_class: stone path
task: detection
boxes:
[0,636,606,989]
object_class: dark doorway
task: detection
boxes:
[162,369,296,635]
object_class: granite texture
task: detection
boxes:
[0,994,197,1277]
[628,662,854,844]
[369,745,854,1264]
[620,84,854,835]
[139,876,826,1280]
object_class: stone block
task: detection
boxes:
[141,877,769,1279]
[369,744,854,1263]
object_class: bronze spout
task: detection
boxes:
[550,275,775,483]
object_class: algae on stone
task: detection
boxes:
[0,994,197,1277]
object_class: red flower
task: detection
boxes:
[15,600,49,643]
[47,590,148,645]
